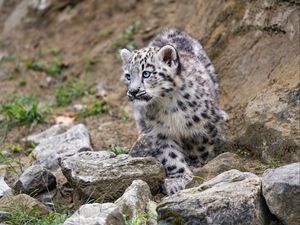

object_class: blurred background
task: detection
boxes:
[0,0,299,188]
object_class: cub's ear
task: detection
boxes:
[157,45,178,67]
[119,49,132,64]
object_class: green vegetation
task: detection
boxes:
[3,143,22,153]
[112,21,140,50]
[192,175,207,183]
[124,212,151,225]
[55,81,88,107]
[0,151,23,176]
[254,163,268,171]
[0,151,24,176]
[39,47,62,56]
[111,146,129,155]
[0,95,46,128]
[1,142,36,156]
[124,201,165,225]
[3,204,68,225]
[1,49,65,82]
[26,57,65,76]
[0,151,11,164]
[268,157,282,168]
[24,47,65,76]
[235,148,251,157]
[26,59,45,72]
[46,58,64,76]
[0,142,38,175]
[76,100,109,118]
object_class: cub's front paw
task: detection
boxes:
[164,176,192,195]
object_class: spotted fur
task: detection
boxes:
[120,28,227,195]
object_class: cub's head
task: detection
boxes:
[120,45,180,104]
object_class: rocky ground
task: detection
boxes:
[0,0,299,225]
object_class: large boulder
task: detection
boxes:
[63,203,126,225]
[14,164,56,196]
[188,152,245,187]
[60,151,165,202]
[262,162,300,225]
[158,169,268,225]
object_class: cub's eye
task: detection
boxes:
[142,71,151,79]
[125,73,131,81]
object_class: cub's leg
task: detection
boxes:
[130,134,193,195]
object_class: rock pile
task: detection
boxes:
[0,124,299,225]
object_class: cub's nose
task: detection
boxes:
[127,88,140,97]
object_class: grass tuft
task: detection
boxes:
[55,81,88,107]
[111,147,129,155]
[124,201,164,225]
[39,47,62,56]
[0,95,46,128]
[76,100,109,118]
[26,57,65,76]
[3,204,68,225]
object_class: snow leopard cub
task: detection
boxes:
[120,29,227,195]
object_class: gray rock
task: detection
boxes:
[14,165,56,196]
[32,153,60,171]
[105,179,158,224]
[0,177,11,198]
[24,123,71,143]
[188,152,246,188]
[148,200,158,225]
[60,151,165,202]
[29,124,93,160]
[262,162,300,225]
[115,180,152,221]
[73,104,87,112]
[63,203,126,225]
[158,169,268,225]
